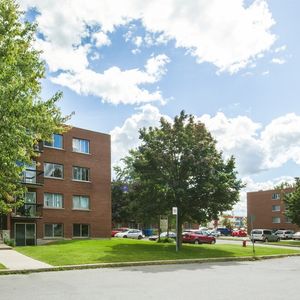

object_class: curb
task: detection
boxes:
[1,253,300,276]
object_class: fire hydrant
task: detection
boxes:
[242,239,247,247]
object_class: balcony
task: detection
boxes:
[11,203,43,219]
[33,141,44,153]
[21,169,44,187]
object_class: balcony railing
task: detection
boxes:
[33,141,44,153]
[12,203,43,219]
[21,169,44,186]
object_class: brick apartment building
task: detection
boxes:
[0,127,111,246]
[247,189,300,233]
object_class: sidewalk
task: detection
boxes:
[0,249,52,270]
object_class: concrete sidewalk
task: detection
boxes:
[0,249,52,270]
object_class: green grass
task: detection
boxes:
[0,263,6,269]
[270,240,300,247]
[15,239,300,266]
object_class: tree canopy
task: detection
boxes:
[114,111,243,248]
[0,0,69,213]
[283,178,300,227]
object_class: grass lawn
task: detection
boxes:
[270,240,300,247]
[15,239,300,266]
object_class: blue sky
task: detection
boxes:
[19,0,300,215]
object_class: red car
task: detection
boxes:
[111,227,129,237]
[231,230,247,237]
[182,231,216,244]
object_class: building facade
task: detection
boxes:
[247,189,300,233]
[1,127,111,246]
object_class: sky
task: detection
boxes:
[18,0,300,216]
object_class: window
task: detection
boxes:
[44,163,63,179]
[272,217,281,224]
[285,216,292,223]
[44,193,63,208]
[272,205,280,212]
[73,166,90,181]
[72,138,90,154]
[44,134,63,149]
[73,224,89,237]
[272,193,280,200]
[44,224,63,238]
[73,195,90,210]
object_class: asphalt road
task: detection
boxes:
[0,256,299,300]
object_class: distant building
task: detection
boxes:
[0,127,111,246]
[247,189,300,233]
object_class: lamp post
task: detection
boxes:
[172,207,178,252]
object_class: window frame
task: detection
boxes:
[44,223,64,238]
[44,134,63,150]
[272,217,281,224]
[44,193,64,209]
[271,193,280,200]
[72,166,90,182]
[72,195,90,210]
[44,162,64,179]
[72,138,90,154]
[73,224,90,238]
[272,205,280,212]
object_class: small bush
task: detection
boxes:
[157,237,175,243]
[4,238,15,247]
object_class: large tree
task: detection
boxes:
[283,178,300,226]
[116,111,243,248]
[0,0,69,213]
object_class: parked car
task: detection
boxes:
[207,230,221,237]
[216,227,232,236]
[111,227,129,237]
[250,229,280,242]
[275,230,294,239]
[231,229,247,237]
[182,231,216,244]
[115,229,145,239]
[149,231,176,241]
[292,232,300,240]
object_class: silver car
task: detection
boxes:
[275,230,294,239]
[250,229,280,242]
[115,229,145,239]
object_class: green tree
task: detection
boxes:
[117,111,243,249]
[283,178,300,226]
[0,0,69,213]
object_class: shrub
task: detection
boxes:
[157,237,175,243]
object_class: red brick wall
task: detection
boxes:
[11,127,111,241]
[247,189,300,233]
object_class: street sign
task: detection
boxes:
[172,207,178,215]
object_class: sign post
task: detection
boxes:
[250,215,256,256]
[172,207,178,252]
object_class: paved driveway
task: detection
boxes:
[0,256,299,300]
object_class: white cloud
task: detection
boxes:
[199,112,300,176]
[92,31,111,47]
[110,105,171,166]
[19,0,276,75]
[51,54,170,105]
[262,70,270,76]
[274,45,287,53]
[271,58,286,65]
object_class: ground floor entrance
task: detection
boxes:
[14,223,36,246]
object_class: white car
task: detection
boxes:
[149,231,176,241]
[207,230,221,237]
[115,229,145,239]
[292,232,300,240]
[275,230,294,239]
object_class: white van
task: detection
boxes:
[250,229,280,242]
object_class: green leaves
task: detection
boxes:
[0,0,70,213]
[114,110,243,243]
[283,178,300,226]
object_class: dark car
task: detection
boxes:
[216,227,232,236]
[182,231,216,244]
